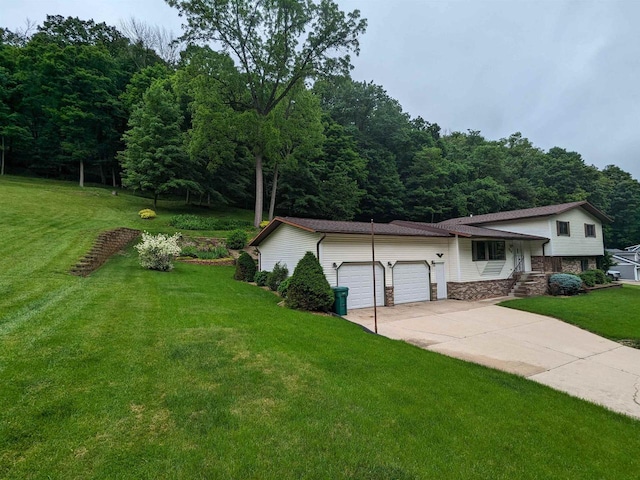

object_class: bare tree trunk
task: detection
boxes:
[1,135,5,176]
[254,152,264,227]
[207,193,211,205]
[112,168,117,187]
[153,193,158,209]
[185,189,190,205]
[268,162,279,221]
[99,164,106,185]
[79,160,84,187]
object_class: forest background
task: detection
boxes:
[1,7,639,248]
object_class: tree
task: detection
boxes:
[166,0,367,226]
[119,79,200,207]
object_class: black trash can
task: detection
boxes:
[332,286,349,315]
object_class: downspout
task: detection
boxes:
[316,233,326,261]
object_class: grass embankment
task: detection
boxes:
[501,285,640,346]
[1,175,640,479]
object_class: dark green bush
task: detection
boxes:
[267,262,289,291]
[549,273,583,296]
[234,251,256,282]
[254,270,269,287]
[277,277,292,298]
[286,251,334,312]
[170,214,252,231]
[579,269,610,287]
[226,229,247,250]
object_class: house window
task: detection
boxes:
[556,221,570,236]
[581,258,590,272]
[585,224,596,237]
[472,241,506,261]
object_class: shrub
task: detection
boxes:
[138,209,156,219]
[234,251,256,282]
[254,270,269,286]
[195,246,229,259]
[180,245,198,258]
[267,262,288,291]
[579,269,610,287]
[286,251,334,311]
[135,232,181,271]
[169,214,252,231]
[226,229,247,249]
[277,277,292,298]
[259,220,269,228]
[548,273,583,296]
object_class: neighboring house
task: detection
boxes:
[249,201,610,307]
[607,246,640,281]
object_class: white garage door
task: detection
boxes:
[337,263,384,309]
[393,262,430,304]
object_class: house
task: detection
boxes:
[249,201,611,307]
[607,245,640,281]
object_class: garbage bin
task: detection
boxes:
[332,286,349,316]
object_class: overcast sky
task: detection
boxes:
[5,0,640,179]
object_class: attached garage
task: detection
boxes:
[337,263,385,309]
[393,262,430,304]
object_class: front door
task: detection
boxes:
[513,241,525,273]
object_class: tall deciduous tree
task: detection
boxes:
[119,79,200,207]
[166,0,367,226]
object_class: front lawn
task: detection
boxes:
[501,285,640,345]
[2,176,640,478]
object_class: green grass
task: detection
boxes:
[500,286,640,345]
[2,175,640,478]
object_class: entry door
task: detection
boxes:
[337,263,384,309]
[513,241,525,273]
[434,262,447,300]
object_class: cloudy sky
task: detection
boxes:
[5,0,640,179]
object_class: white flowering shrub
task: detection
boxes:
[134,232,182,271]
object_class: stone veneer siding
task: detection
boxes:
[385,286,394,307]
[430,283,437,300]
[447,279,513,301]
[531,256,597,273]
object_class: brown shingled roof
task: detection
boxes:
[438,201,612,225]
[249,216,451,246]
[392,220,548,240]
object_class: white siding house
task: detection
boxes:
[250,201,610,308]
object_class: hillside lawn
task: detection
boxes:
[1,175,640,479]
[500,285,640,346]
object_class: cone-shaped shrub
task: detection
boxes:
[234,251,256,281]
[287,251,334,312]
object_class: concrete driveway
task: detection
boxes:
[345,299,640,419]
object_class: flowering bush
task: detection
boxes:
[138,209,157,219]
[135,232,181,271]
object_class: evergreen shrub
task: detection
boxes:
[277,277,292,298]
[548,273,583,296]
[267,262,288,291]
[286,251,334,311]
[254,270,269,286]
[234,251,256,281]
[226,229,247,249]
[579,269,610,287]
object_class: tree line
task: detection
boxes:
[1,3,639,249]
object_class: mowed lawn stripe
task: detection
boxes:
[1,176,640,479]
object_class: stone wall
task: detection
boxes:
[71,227,141,277]
[531,256,597,274]
[447,279,513,301]
[385,286,394,307]
[430,283,437,300]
